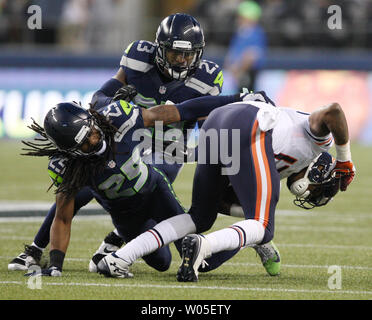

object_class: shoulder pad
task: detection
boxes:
[186,60,223,96]
[120,40,156,73]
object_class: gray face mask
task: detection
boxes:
[93,139,107,156]
[68,123,106,157]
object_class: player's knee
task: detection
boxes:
[189,207,218,233]
[143,248,172,272]
[151,259,171,272]
[193,215,216,234]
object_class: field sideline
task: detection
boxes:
[0,140,371,300]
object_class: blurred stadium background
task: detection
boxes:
[0,0,372,143]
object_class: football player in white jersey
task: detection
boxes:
[94,100,355,280]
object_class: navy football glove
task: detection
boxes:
[113,84,137,102]
[240,88,276,106]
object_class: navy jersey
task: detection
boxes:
[120,40,223,142]
[48,100,157,213]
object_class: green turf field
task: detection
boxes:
[0,140,371,300]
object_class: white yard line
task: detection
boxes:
[0,202,101,211]
[1,235,371,250]
[1,221,368,234]
[0,280,371,296]
[276,225,370,233]
[0,215,111,222]
[1,255,371,271]
[275,243,372,250]
[0,205,371,219]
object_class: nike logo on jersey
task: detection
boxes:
[107,160,116,169]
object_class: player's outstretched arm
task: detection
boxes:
[309,103,355,191]
[142,104,181,127]
[142,94,242,127]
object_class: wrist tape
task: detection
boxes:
[335,141,351,162]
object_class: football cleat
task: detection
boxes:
[253,241,281,276]
[177,234,211,282]
[8,245,45,271]
[97,253,133,278]
[88,231,125,273]
[8,252,28,271]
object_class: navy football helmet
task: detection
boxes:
[155,13,205,80]
[44,102,105,157]
[289,152,341,209]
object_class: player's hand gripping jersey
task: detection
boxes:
[120,40,223,147]
[48,101,157,213]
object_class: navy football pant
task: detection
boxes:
[187,103,280,272]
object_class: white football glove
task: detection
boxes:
[240,88,276,106]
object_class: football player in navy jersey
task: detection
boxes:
[87,13,228,271]
[22,91,256,277]
[9,13,274,273]
[8,13,220,272]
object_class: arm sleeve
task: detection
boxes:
[176,94,240,121]
[91,78,123,109]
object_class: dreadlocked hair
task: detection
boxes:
[22,105,118,198]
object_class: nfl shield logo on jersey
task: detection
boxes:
[107,160,116,168]
[159,86,167,94]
